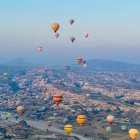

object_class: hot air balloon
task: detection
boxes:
[107,115,114,125]
[129,129,139,140]
[85,33,89,38]
[3,72,8,77]
[86,94,90,97]
[16,100,20,106]
[121,125,127,132]
[64,124,73,134]
[63,118,69,124]
[38,47,43,52]
[17,106,25,116]
[128,100,135,105]
[36,95,40,99]
[73,81,84,88]
[70,37,75,42]
[65,65,70,70]
[47,120,52,127]
[83,63,88,68]
[69,19,74,25]
[77,57,83,64]
[51,23,59,32]
[7,113,13,119]
[106,126,112,133]
[55,33,59,38]
[82,60,86,64]
[53,94,63,106]
[53,113,57,117]
[77,115,87,126]
[71,109,76,114]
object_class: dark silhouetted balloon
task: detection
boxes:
[38,47,43,52]
[55,33,59,38]
[70,37,75,42]
[128,100,135,105]
[65,66,70,70]
[69,19,74,25]
[85,33,89,38]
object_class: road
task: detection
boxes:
[0,112,93,140]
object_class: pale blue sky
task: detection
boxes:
[0,0,140,65]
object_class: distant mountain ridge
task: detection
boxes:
[87,59,140,72]
[1,58,140,72]
[2,58,42,67]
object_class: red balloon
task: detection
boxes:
[77,57,83,64]
[53,94,63,106]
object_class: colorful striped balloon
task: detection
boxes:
[17,106,25,116]
[53,94,63,106]
[77,115,87,126]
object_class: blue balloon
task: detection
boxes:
[128,100,135,105]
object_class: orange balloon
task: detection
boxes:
[129,129,139,140]
[77,115,87,126]
[53,94,63,105]
[51,23,59,32]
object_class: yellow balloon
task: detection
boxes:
[77,115,87,126]
[64,124,73,134]
[129,129,139,140]
[51,23,59,32]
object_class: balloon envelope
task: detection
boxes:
[63,118,69,123]
[77,115,87,126]
[53,94,63,105]
[51,23,59,32]
[128,100,135,105]
[16,100,20,106]
[82,60,86,64]
[7,113,13,119]
[85,33,89,38]
[38,47,43,52]
[106,126,112,133]
[107,115,114,125]
[77,57,83,64]
[65,66,70,70]
[47,120,52,127]
[70,37,75,42]
[83,63,88,68]
[121,125,127,132]
[71,109,76,114]
[69,19,74,25]
[3,72,8,77]
[17,106,25,116]
[64,124,73,134]
[73,81,84,88]
[129,129,139,140]
[55,33,59,38]
[53,113,57,117]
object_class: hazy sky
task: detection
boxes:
[0,0,140,65]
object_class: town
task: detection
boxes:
[0,66,140,139]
